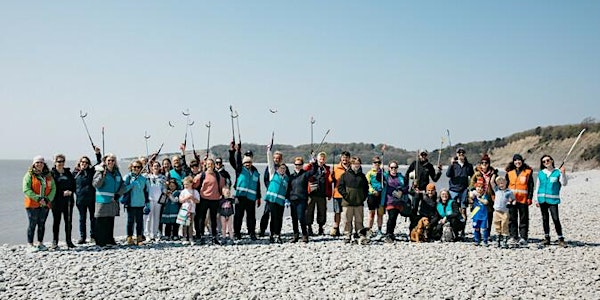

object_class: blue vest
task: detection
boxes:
[436,199,455,218]
[265,173,289,206]
[95,169,123,204]
[235,167,260,201]
[537,169,562,205]
[169,169,186,189]
[472,195,488,222]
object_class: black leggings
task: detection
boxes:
[269,202,285,236]
[198,199,220,237]
[386,209,401,236]
[509,203,529,240]
[234,197,256,235]
[539,203,563,237]
[52,201,74,242]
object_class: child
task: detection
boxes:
[219,188,235,245]
[177,176,199,245]
[161,179,181,240]
[494,177,515,248]
[469,183,490,246]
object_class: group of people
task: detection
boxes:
[23,142,568,251]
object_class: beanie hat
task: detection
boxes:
[242,156,252,164]
[480,154,490,163]
[32,155,45,164]
[512,154,524,161]
[426,183,436,191]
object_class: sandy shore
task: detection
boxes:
[1,170,600,299]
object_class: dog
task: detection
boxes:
[410,217,430,242]
[441,222,454,242]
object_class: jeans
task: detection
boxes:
[52,200,74,243]
[290,199,308,236]
[449,189,469,209]
[269,202,285,236]
[126,207,144,237]
[26,207,49,244]
[306,195,327,227]
[509,203,529,240]
[259,203,271,234]
[539,203,563,237]
[77,200,96,240]
[198,199,220,237]
[95,216,114,246]
[234,197,256,236]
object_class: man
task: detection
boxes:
[329,151,351,237]
[260,150,289,237]
[445,147,474,240]
[405,149,442,231]
[304,152,332,236]
[365,156,384,239]
[229,142,261,240]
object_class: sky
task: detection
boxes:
[1,1,599,160]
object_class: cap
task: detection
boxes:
[242,156,252,164]
[456,147,465,154]
[372,156,382,163]
[32,155,45,164]
[513,154,524,161]
[419,149,428,155]
[244,150,253,157]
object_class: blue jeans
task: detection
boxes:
[77,200,96,240]
[449,189,469,209]
[126,207,144,236]
[26,207,49,244]
[290,199,308,236]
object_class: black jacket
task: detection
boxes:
[288,163,317,201]
[405,159,441,190]
[52,167,76,206]
[338,168,368,207]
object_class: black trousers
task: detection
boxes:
[126,207,144,236]
[386,209,400,236]
[95,216,114,246]
[52,200,74,243]
[306,195,327,227]
[77,200,96,240]
[269,202,285,236]
[509,203,529,240]
[198,199,220,237]
[408,193,423,231]
[259,203,271,233]
[539,203,563,237]
[234,197,256,236]
[164,223,180,238]
[290,199,308,236]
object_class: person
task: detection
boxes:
[93,153,123,248]
[169,154,190,189]
[178,176,200,245]
[405,149,442,232]
[161,158,172,175]
[49,154,76,249]
[379,160,409,243]
[145,161,167,241]
[73,147,102,244]
[337,156,368,243]
[505,154,534,247]
[161,179,181,240]
[469,183,490,246]
[435,189,463,242]
[304,151,332,236]
[535,154,567,247]
[288,156,318,243]
[329,151,351,237]
[189,159,202,177]
[446,147,474,240]
[219,188,235,245]
[193,158,226,245]
[365,156,384,240]
[214,157,232,189]
[229,142,261,240]
[122,160,149,246]
[470,154,498,232]
[264,145,291,243]
[492,177,515,248]
[23,156,56,251]
[420,183,440,240]
[260,150,288,237]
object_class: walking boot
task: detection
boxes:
[302,235,309,243]
[308,227,315,236]
[126,236,134,245]
[136,235,144,246]
[318,226,324,235]
[497,235,503,248]
[66,240,76,248]
[330,227,338,237]
[558,237,567,248]
[291,233,299,243]
[542,235,551,246]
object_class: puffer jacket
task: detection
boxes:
[337,167,368,207]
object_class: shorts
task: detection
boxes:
[367,194,381,211]
[450,189,469,209]
[332,198,343,214]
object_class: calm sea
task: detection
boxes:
[0,159,449,245]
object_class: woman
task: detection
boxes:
[288,156,317,243]
[380,160,409,243]
[505,154,534,247]
[193,158,226,244]
[436,189,462,241]
[93,153,123,248]
[122,160,149,246]
[50,154,76,249]
[535,155,567,247]
[338,156,369,244]
[264,145,291,243]
[23,156,56,251]
[145,161,166,241]
[470,154,498,231]
[73,147,102,244]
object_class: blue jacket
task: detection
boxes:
[471,194,489,222]
[537,169,562,205]
[93,168,123,204]
[123,173,149,208]
[446,160,474,192]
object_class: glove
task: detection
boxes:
[143,203,151,215]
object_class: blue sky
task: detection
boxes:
[1,1,599,160]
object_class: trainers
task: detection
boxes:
[212,237,221,245]
[90,238,95,244]
[258,230,266,237]
[518,238,528,247]
[28,243,39,252]
[543,236,551,246]
[308,227,315,236]
[77,238,86,245]
[330,227,339,237]
[483,241,489,247]
[50,240,58,250]
[250,234,257,241]
[374,231,384,241]
[66,241,76,248]
[37,243,48,251]
[384,235,394,243]
[181,240,190,245]
[473,242,481,246]
[302,235,309,243]
[126,236,135,245]
[291,233,299,243]
[275,236,283,244]
[558,238,567,248]
[344,236,352,244]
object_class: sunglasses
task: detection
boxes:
[480,161,489,165]
[389,166,398,169]
[107,159,115,162]
[132,165,142,169]
[294,163,303,166]
[56,160,65,163]
[542,159,552,163]
[215,161,222,164]
[373,161,381,164]
[80,161,90,164]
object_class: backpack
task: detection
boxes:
[198,171,223,197]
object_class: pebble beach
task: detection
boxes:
[1,170,600,299]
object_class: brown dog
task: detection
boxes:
[410,217,430,242]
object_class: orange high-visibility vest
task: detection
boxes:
[507,168,532,204]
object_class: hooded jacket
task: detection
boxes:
[337,167,368,207]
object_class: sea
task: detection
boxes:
[0,160,450,245]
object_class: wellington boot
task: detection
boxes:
[126,236,134,245]
[136,236,144,246]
